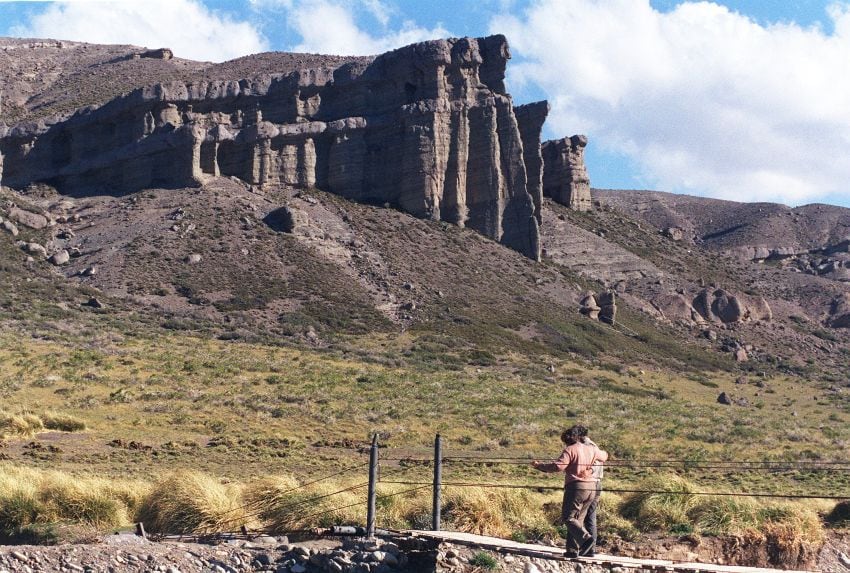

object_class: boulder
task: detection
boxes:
[829,293,850,328]
[744,295,773,321]
[662,226,687,241]
[579,293,601,320]
[48,250,70,265]
[8,207,49,229]
[711,289,746,323]
[1,219,18,236]
[21,242,47,258]
[717,392,732,405]
[651,293,703,324]
[597,291,617,324]
[692,289,717,323]
[264,205,308,234]
[693,288,771,324]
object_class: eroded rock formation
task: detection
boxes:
[580,290,616,324]
[692,289,772,324]
[542,134,592,212]
[0,35,568,260]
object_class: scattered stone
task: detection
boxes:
[21,242,47,258]
[264,205,308,233]
[662,226,687,241]
[734,347,749,362]
[579,293,601,320]
[717,392,733,405]
[80,266,97,277]
[82,297,104,309]
[8,207,49,229]
[185,253,202,264]
[1,219,18,236]
[48,250,70,265]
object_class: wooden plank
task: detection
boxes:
[402,530,817,573]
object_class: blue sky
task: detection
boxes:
[2,0,849,207]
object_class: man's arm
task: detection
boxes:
[532,449,570,472]
[595,447,609,463]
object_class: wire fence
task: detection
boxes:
[147,435,850,546]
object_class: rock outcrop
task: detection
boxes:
[580,290,616,323]
[514,101,549,224]
[692,289,772,324]
[828,293,850,328]
[0,35,558,260]
[542,134,592,212]
[651,293,704,324]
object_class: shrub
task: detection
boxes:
[469,551,499,570]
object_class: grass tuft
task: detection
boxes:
[41,412,87,433]
[826,500,850,527]
[243,475,363,532]
[136,470,244,535]
[0,412,43,439]
[0,466,136,541]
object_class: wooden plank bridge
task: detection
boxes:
[404,530,816,573]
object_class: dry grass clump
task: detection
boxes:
[0,412,43,439]
[243,475,364,533]
[137,470,244,535]
[374,484,432,530]
[620,474,698,531]
[0,465,136,540]
[0,410,87,439]
[619,474,824,542]
[597,492,639,541]
[826,500,850,527]
[442,486,555,538]
[41,412,87,433]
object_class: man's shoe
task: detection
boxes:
[564,551,579,559]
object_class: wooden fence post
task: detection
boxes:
[366,433,379,538]
[432,433,442,531]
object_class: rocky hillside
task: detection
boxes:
[1,35,849,387]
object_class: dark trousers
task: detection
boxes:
[561,481,596,553]
[580,482,601,556]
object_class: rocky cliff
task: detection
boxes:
[0,35,599,261]
[542,135,592,212]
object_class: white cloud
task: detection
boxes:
[492,0,850,205]
[11,0,268,62]
[287,0,450,56]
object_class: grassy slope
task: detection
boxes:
[0,186,848,556]
[1,332,847,496]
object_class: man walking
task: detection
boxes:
[532,425,608,558]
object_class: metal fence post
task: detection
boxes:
[366,433,379,538]
[432,433,442,531]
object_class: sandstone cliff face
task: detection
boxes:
[542,134,592,212]
[0,35,554,260]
